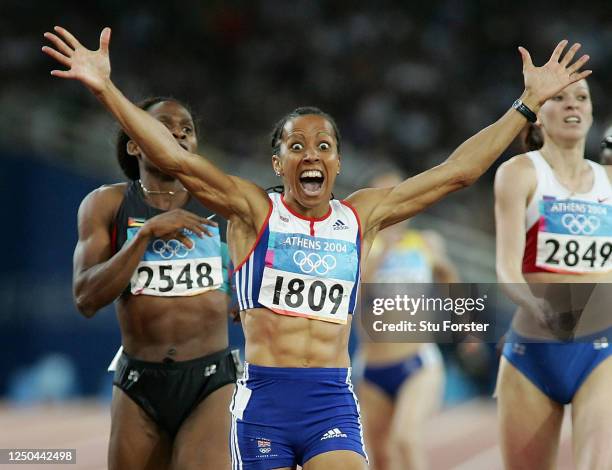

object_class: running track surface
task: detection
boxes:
[0,399,576,469]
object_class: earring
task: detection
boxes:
[275,171,280,176]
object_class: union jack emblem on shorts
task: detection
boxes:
[257,439,271,454]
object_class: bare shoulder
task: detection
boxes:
[344,187,389,237]
[345,187,388,205]
[497,153,535,176]
[345,186,388,218]
[227,176,270,213]
[78,182,127,221]
[495,154,536,190]
[494,154,538,214]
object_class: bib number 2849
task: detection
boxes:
[543,239,612,269]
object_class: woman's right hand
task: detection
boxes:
[140,209,218,249]
[525,297,557,331]
[42,26,112,95]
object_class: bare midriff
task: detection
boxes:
[512,271,612,338]
[241,307,352,368]
[116,289,229,362]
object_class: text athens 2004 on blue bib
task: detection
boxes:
[258,231,358,323]
[536,198,612,273]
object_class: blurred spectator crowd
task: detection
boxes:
[2,0,611,232]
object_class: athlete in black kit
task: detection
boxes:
[71,96,236,470]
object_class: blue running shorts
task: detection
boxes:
[229,364,367,469]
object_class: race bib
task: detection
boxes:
[536,199,612,273]
[128,225,223,296]
[377,252,432,283]
[258,232,359,324]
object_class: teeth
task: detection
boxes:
[564,116,580,123]
[300,170,323,178]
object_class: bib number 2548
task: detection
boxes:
[137,262,213,292]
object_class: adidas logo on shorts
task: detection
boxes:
[321,428,347,440]
[332,219,349,230]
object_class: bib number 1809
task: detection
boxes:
[271,276,344,315]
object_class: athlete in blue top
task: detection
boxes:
[44,27,590,470]
[358,172,458,470]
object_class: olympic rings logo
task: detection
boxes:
[292,250,337,275]
[561,214,601,235]
[152,238,193,259]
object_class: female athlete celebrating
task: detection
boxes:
[43,27,589,469]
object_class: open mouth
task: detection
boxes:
[564,116,581,124]
[299,169,325,195]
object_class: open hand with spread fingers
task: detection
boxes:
[519,40,591,106]
[42,26,112,95]
[140,209,219,249]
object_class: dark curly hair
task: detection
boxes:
[270,106,341,155]
[115,96,195,180]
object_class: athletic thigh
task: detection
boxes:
[108,386,171,470]
[496,357,564,470]
[388,361,444,470]
[303,450,368,470]
[357,380,393,469]
[171,383,235,470]
[572,355,612,470]
[391,360,443,434]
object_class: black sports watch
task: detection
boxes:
[512,99,537,123]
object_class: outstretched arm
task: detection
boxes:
[42,26,269,225]
[348,40,591,238]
